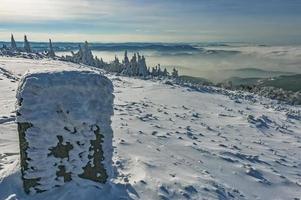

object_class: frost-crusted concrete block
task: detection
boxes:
[16,70,114,194]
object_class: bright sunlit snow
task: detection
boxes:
[0,57,300,199]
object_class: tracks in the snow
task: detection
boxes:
[0,67,19,81]
[0,116,15,124]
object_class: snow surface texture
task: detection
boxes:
[15,70,114,194]
[0,57,301,199]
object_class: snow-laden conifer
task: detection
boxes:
[172,67,179,78]
[24,35,31,53]
[11,34,17,51]
[48,39,55,58]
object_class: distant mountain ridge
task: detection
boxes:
[223,74,301,92]
[0,42,201,52]
[221,68,294,79]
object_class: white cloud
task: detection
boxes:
[0,0,117,22]
[0,0,172,23]
[1,0,300,44]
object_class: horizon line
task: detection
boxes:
[0,39,261,45]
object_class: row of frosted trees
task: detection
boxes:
[3,34,55,58]
[2,34,178,78]
[63,41,179,78]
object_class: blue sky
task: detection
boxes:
[0,0,301,44]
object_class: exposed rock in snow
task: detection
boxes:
[15,70,114,194]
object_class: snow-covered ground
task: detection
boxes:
[0,57,301,200]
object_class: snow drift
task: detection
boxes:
[15,70,114,194]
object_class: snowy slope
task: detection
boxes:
[0,57,301,200]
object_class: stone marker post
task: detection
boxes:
[16,70,114,194]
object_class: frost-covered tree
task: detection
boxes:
[151,65,158,77]
[123,50,130,67]
[110,55,123,72]
[163,68,168,77]
[152,64,163,77]
[67,41,94,65]
[24,35,31,53]
[81,41,94,66]
[100,58,105,68]
[94,56,106,68]
[172,67,179,78]
[121,50,131,75]
[48,39,55,58]
[11,34,17,51]
[68,45,83,63]
[150,65,168,77]
[122,53,138,76]
[157,65,163,77]
[131,53,138,76]
[138,55,149,77]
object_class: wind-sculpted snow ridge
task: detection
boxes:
[0,57,301,200]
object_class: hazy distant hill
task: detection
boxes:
[223,68,294,79]
[0,42,201,52]
[223,77,262,86]
[223,74,301,92]
[261,74,301,92]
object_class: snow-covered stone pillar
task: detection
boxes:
[16,70,114,194]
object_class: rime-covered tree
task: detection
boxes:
[110,55,123,72]
[131,53,138,75]
[138,55,149,77]
[24,35,31,53]
[81,41,94,66]
[172,67,179,78]
[11,34,17,51]
[122,53,138,76]
[123,50,130,67]
[48,39,55,58]
[151,66,158,77]
[121,50,131,75]
[100,58,105,67]
[163,68,168,77]
[94,56,106,68]
[69,45,83,63]
[157,65,163,77]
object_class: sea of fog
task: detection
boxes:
[56,44,301,82]
[1,41,300,82]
